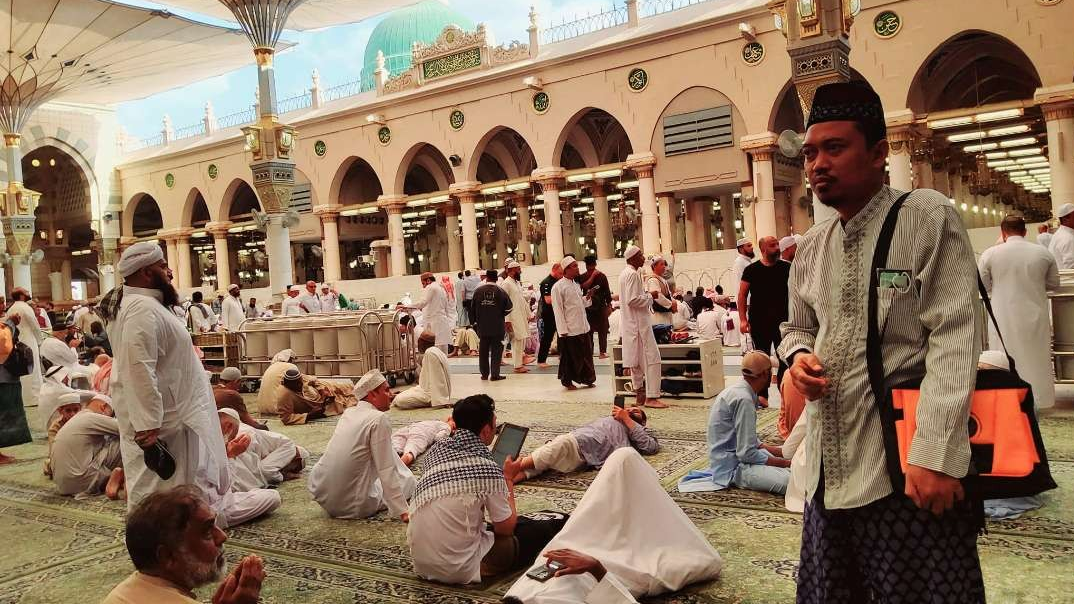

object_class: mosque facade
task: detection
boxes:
[10,0,1074,303]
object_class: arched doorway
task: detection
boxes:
[22,145,96,301]
[222,180,268,289]
[333,157,386,280]
[471,127,538,267]
[397,144,454,275]
[185,189,215,288]
[909,31,1048,221]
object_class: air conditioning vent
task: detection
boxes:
[663,105,733,156]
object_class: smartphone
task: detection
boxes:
[491,423,529,468]
[613,395,626,409]
[525,561,564,582]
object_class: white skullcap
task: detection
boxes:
[220,367,242,381]
[41,338,78,368]
[506,260,520,269]
[978,350,1010,371]
[353,369,387,399]
[89,393,113,406]
[271,349,295,363]
[779,236,797,253]
[1057,203,1074,219]
[648,254,665,267]
[624,244,643,260]
[217,407,241,423]
[289,285,303,293]
[228,283,240,292]
[561,256,577,269]
[321,282,330,288]
[117,241,164,278]
[736,238,750,247]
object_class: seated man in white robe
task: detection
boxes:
[393,331,452,410]
[218,408,308,491]
[392,418,453,467]
[211,420,283,527]
[52,396,126,499]
[503,448,723,603]
[307,369,415,520]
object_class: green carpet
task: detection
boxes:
[1,399,1071,603]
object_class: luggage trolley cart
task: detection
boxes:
[359,309,418,387]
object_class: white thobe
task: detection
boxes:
[281,296,306,316]
[187,303,217,333]
[51,410,122,496]
[695,308,723,342]
[220,295,245,331]
[504,448,722,603]
[229,423,304,491]
[307,402,415,519]
[979,236,1061,409]
[1049,225,1074,269]
[318,293,339,312]
[110,286,230,511]
[730,254,752,301]
[299,291,320,313]
[1037,232,1053,250]
[412,282,453,347]
[551,278,591,337]
[784,412,810,513]
[502,277,532,367]
[646,275,674,326]
[391,419,451,459]
[6,301,42,407]
[618,266,661,398]
[393,347,451,409]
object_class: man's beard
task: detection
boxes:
[745,250,755,259]
[150,272,180,308]
[765,250,780,263]
[178,545,226,589]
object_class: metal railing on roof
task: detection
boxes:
[639,0,710,17]
[218,108,256,129]
[323,78,362,103]
[131,133,164,151]
[541,4,629,44]
[173,121,206,141]
[278,91,313,114]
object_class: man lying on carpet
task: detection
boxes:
[503,448,724,603]
[51,395,126,499]
[677,351,791,495]
[408,394,568,585]
[393,330,452,410]
[255,349,357,425]
[217,408,307,491]
[506,406,660,483]
[308,369,415,521]
[103,485,265,604]
[392,417,453,467]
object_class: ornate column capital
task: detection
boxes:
[205,221,234,238]
[1042,101,1074,122]
[739,132,779,161]
[1034,84,1074,120]
[441,201,460,217]
[376,194,408,213]
[531,167,566,189]
[448,181,482,204]
[312,204,344,222]
[623,153,657,179]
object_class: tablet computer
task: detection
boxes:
[491,423,529,468]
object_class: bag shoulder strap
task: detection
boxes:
[866,191,911,491]
[977,274,1020,378]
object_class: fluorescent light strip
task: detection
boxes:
[999,137,1037,148]
[963,142,998,152]
[974,108,1024,123]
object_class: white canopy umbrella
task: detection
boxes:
[150,0,418,33]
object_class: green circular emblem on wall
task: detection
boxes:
[164,173,175,188]
[532,92,550,115]
[742,42,765,65]
[314,140,327,157]
[377,126,392,145]
[207,164,218,180]
[627,68,648,92]
[873,10,901,38]
[449,109,465,131]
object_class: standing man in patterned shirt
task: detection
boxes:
[780,81,983,603]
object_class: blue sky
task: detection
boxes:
[117,0,615,141]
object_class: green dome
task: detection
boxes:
[360,0,475,91]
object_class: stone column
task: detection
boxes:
[207,222,232,288]
[378,196,407,277]
[313,205,343,283]
[1041,100,1074,218]
[931,159,951,198]
[592,181,613,260]
[789,176,811,234]
[887,124,914,192]
[561,203,575,257]
[741,134,778,238]
[494,211,508,264]
[48,269,62,301]
[60,258,73,301]
[265,214,295,294]
[719,195,737,250]
[164,235,179,277]
[625,154,660,255]
[684,199,703,252]
[740,184,758,244]
[444,203,464,271]
[657,193,675,254]
[450,183,482,269]
[533,168,566,262]
[513,197,532,265]
[176,231,193,290]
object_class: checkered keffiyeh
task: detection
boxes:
[96,287,123,324]
[411,429,508,511]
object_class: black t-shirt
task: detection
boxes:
[539,275,558,318]
[741,260,791,326]
[472,283,512,338]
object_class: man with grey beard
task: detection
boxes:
[103,486,265,604]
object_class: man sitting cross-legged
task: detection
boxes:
[392,417,453,467]
[393,331,452,410]
[508,406,660,483]
[102,486,265,604]
[217,408,307,491]
[677,351,790,495]
[307,369,415,520]
[503,448,723,604]
[51,395,126,499]
[408,394,567,584]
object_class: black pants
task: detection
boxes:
[797,484,984,604]
[537,316,557,363]
[479,335,504,379]
[482,511,569,578]
[749,319,785,400]
[463,300,475,325]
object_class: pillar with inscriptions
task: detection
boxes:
[444,203,464,271]
[450,183,481,269]
[533,169,566,262]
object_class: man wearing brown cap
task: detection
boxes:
[781,81,983,602]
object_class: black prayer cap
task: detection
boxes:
[806,81,886,145]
